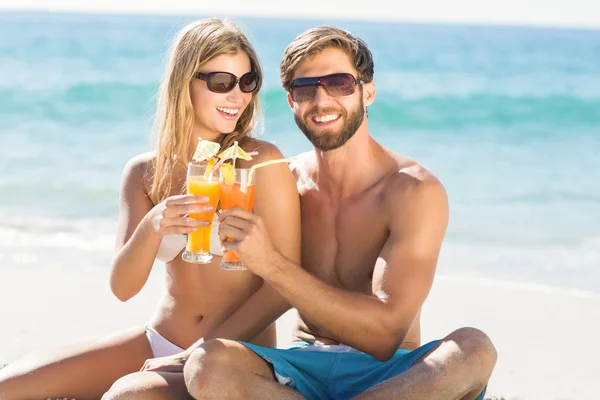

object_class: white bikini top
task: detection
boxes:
[155,215,223,263]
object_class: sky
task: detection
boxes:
[0,0,599,29]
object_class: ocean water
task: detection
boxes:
[1,12,599,294]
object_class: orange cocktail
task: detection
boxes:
[181,163,220,264]
[219,168,256,270]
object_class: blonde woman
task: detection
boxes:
[0,18,300,399]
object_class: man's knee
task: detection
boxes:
[184,339,236,399]
[448,327,497,375]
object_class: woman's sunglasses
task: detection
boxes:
[290,73,364,102]
[194,71,260,94]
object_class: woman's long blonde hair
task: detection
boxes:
[149,18,263,204]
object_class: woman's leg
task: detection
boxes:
[0,326,153,400]
[102,371,192,400]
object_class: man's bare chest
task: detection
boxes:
[300,196,389,292]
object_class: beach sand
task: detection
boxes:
[1,266,598,399]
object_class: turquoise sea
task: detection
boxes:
[1,12,599,294]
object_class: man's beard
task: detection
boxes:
[294,97,365,152]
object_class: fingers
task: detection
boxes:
[218,212,254,241]
[159,217,209,235]
[220,214,253,231]
[140,360,151,372]
[155,196,214,235]
[218,207,255,222]
[221,239,238,252]
[141,363,164,372]
[218,223,247,243]
[143,363,159,372]
[139,358,184,373]
[164,203,214,218]
[165,194,209,206]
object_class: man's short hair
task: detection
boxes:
[280,26,374,92]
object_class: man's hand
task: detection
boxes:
[140,351,190,373]
[218,207,279,277]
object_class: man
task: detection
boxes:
[183,26,497,400]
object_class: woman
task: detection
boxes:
[0,18,300,399]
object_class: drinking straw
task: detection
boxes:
[247,157,297,185]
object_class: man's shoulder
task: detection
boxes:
[288,151,316,193]
[385,156,447,206]
[394,160,442,187]
[289,151,314,170]
[382,156,449,237]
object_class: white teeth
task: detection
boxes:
[217,107,239,115]
[313,114,339,123]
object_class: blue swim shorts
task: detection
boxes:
[239,340,486,400]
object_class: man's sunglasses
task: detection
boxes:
[194,71,260,93]
[290,73,364,102]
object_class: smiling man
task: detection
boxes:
[183,26,497,400]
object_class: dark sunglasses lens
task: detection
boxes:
[321,74,356,96]
[292,86,317,102]
[291,78,319,102]
[239,72,259,93]
[208,73,236,92]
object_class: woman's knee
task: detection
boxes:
[102,372,163,400]
[102,372,140,400]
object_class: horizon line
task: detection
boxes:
[1,7,600,32]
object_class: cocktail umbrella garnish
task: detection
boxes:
[217,140,253,169]
[192,138,221,162]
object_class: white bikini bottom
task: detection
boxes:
[144,326,185,358]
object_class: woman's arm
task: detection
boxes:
[109,154,210,301]
[139,144,301,371]
[109,154,162,301]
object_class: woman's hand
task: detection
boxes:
[140,351,191,373]
[149,194,213,236]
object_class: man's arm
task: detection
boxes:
[193,142,301,343]
[205,282,290,342]
[224,177,448,361]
